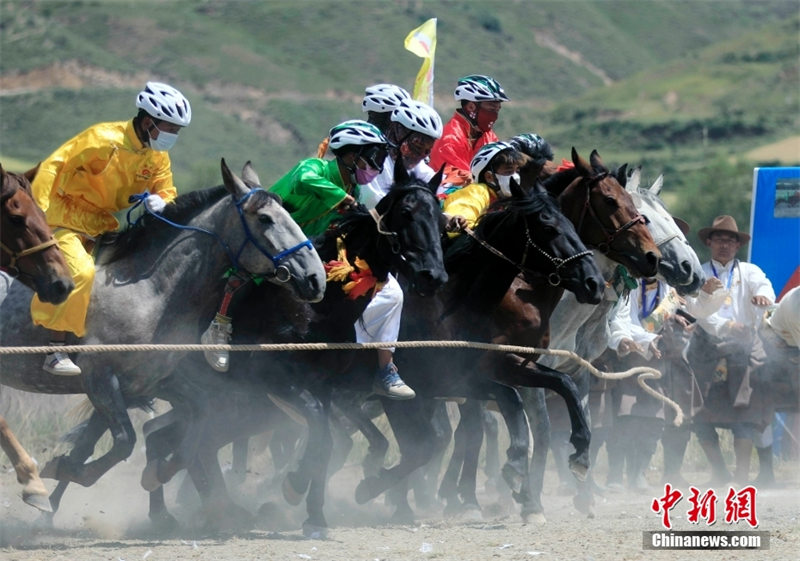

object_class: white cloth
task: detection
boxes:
[144,192,167,213]
[354,273,403,351]
[359,156,436,210]
[687,259,775,338]
[767,286,800,347]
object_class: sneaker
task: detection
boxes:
[201,319,233,372]
[373,363,415,400]
[43,351,81,376]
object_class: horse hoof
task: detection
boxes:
[302,521,328,539]
[457,504,483,522]
[282,473,309,506]
[149,510,180,534]
[354,476,382,504]
[22,491,53,513]
[501,463,523,494]
[572,494,595,518]
[522,511,546,525]
[568,454,589,482]
[141,461,162,492]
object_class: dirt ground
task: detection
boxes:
[2,422,798,561]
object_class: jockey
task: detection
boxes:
[361,83,411,133]
[203,120,416,400]
[442,141,527,233]
[508,132,557,181]
[429,75,509,192]
[31,81,191,376]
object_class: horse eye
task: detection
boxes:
[604,196,617,207]
[258,214,274,226]
[8,214,25,226]
[642,214,651,225]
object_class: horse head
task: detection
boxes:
[626,167,705,295]
[550,148,660,278]
[369,162,448,296]
[221,159,326,303]
[0,163,73,303]
[472,182,604,305]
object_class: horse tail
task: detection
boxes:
[66,397,95,425]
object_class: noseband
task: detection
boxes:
[465,221,592,287]
[0,237,59,276]
[575,172,646,254]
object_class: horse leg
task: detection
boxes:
[438,402,469,516]
[337,398,389,478]
[481,403,502,491]
[0,414,51,512]
[230,437,249,484]
[456,400,484,519]
[520,387,550,524]
[355,397,436,506]
[142,416,185,531]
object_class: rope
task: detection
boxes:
[0,339,683,425]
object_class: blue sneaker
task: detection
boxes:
[373,363,415,400]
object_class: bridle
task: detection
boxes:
[574,172,647,254]
[0,237,59,277]
[128,189,312,283]
[368,185,439,256]
[464,220,592,288]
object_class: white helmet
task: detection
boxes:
[454,75,509,102]
[470,141,514,182]
[390,100,443,139]
[362,84,411,113]
[136,81,192,126]
[328,120,388,150]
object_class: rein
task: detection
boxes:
[463,223,592,287]
[575,172,646,254]
[128,189,312,282]
[0,237,59,277]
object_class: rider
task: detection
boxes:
[442,141,527,233]
[31,81,191,376]
[202,121,413,399]
[361,83,411,133]
[429,75,509,192]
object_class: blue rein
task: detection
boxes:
[127,189,312,280]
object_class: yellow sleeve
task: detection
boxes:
[443,183,492,229]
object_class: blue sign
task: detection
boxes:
[749,167,800,298]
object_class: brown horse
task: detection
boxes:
[0,164,73,513]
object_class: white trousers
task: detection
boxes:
[355,273,403,351]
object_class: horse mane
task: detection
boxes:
[444,190,559,316]
[96,185,232,266]
[540,167,579,196]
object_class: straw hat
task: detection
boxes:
[697,215,751,243]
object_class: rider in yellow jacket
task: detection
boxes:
[31,81,192,376]
[443,141,526,234]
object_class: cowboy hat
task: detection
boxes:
[698,215,751,244]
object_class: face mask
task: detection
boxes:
[476,107,498,133]
[148,123,179,151]
[495,172,520,198]
[355,162,381,184]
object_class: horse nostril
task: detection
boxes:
[586,277,599,294]
[680,260,692,275]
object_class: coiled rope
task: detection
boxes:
[0,340,683,425]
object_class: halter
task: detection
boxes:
[575,172,646,254]
[464,221,592,287]
[367,185,439,256]
[0,237,59,277]
[128,189,312,283]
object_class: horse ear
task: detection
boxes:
[23,163,40,184]
[241,160,262,187]
[393,156,410,187]
[626,166,641,192]
[571,147,592,177]
[427,164,445,196]
[220,158,250,200]
[509,174,525,199]
[649,174,663,196]
[589,149,606,173]
[615,163,628,186]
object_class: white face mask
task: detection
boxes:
[495,172,520,198]
[148,123,179,151]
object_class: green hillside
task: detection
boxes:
[1,0,798,260]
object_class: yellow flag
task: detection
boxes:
[404,18,437,106]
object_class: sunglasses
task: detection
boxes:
[359,146,387,170]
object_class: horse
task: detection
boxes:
[0,159,326,521]
[139,162,450,536]
[0,163,74,513]
[518,164,707,522]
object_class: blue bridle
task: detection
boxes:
[128,188,313,282]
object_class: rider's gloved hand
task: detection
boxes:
[144,193,167,214]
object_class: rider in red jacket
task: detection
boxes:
[429,75,509,192]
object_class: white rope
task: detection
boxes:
[0,339,683,425]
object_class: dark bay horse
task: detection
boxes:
[0,159,325,520]
[1,163,73,512]
[140,164,449,536]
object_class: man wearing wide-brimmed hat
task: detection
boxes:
[686,215,776,486]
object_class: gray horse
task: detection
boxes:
[0,159,325,516]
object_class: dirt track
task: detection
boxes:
[2,447,798,561]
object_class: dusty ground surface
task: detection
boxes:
[1,442,798,561]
